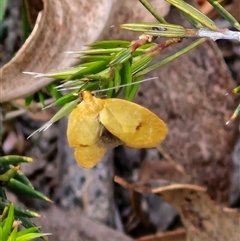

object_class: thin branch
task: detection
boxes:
[138,0,167,24]
[3,98,54,121]
[156,145,192,182]
[195,28,240,41]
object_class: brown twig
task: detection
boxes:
[134,228,186,241]
[156,145,192,183]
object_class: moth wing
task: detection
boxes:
[67,104,103,147]
[100,99,167,148]
[74,146,107,168]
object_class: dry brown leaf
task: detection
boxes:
[0,0,170,103]
[151,185,240,241]
[115,177,240,241]
[2,131,18,153]
[23,0,44,27]
[0,0,114,102]
[135,229,186,241]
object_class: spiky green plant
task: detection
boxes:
[0,204,50,241]
[21,0,239,133]
[0,156,51,241]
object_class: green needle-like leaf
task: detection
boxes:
[0,166,19,182]
[0,0,7,22]
[165,0,218,30]
[138,0,168,23]
[131,54,153,75]
[133,43,157,56]
[43,92,78,109]
[21,0,32,40]
[109,49,132,66]
[120,23,187,37]
[89,40,130,49]
[15,216,37,230]
[80,55,113,62]
[16,227,40,237]
[207,0,240,30]
[233,85,240,94]
[30,67,86,80]
[37,91,45,107]
[105,79,115,98]
[25,95,34,107]
[112,66,122,97]
[7,226,17,241]
[12,170,34,189]
[45,83,62,99]
[28,99,79,138]
[0,156,33,166]
[74,48,123,55]
[7,179,52,202]
[230,103,240,120]
[70,61,108,80]
[85,66,114,82]
[120,60,133,99]
[0,226,3,241]
[0,186,7,199]
[1,219,7,227]
[127,76,143,101]
[1,206,9,221]
[3,204,14,241]
[16,232,51,241]
[0,201,40,218]
[135,39,205,76]
[15,216,48,240]
[180,12,203,29]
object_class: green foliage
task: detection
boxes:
[0,0,8,23]
[120,23,187,37]
[29,37,205,134]
[22,0,239,135]
[227,86,240,122]
[0,156,52,241]
[0,204,50,241]
[207,0,240,30]
[21,0,33,41]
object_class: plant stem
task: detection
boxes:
[138,0,168,24]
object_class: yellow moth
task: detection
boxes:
[67,91,168,168]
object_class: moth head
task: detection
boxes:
[80,91,94,100]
